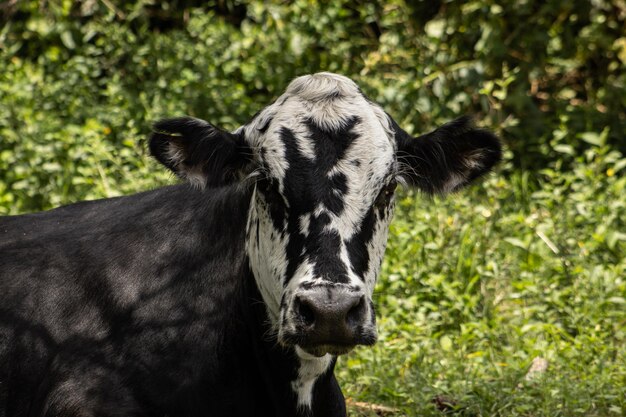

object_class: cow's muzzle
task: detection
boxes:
[283,286,377,356]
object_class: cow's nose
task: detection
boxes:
[294,289,367,346]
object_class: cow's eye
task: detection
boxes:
[375,179,397,207]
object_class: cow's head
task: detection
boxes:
[150,73,501,358]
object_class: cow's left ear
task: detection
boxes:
[149,117,252,188]
[394,116,502,195]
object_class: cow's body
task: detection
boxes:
[0,185,344,416]
[1,73,501,416]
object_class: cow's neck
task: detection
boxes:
[240,261,342,415]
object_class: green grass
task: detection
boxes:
[338,149,626,416]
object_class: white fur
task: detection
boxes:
[362,203,394,294]
[246,187,288,323]
[285,72,360,103]
[299,214,311,237]
[292,347,333,408]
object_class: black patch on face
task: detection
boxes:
[345,178,396,279]
[345,206,376,279]
[258,117,363,284]
[307,213,349,283]
[304,117,360,173]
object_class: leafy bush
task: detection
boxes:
[2,0,625,212]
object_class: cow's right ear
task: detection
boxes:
[149,117,252,188]
[393,116,502,195]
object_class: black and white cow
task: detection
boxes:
[0,73,501,417]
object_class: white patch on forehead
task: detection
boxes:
[286,72,360,102]
[292,348,333,409]
[284,73,362,131]
[308,98,357,131]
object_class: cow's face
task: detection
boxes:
[150,73,502,358]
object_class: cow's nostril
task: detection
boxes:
[346,296,365,325]
[292,290,373,349]
[296,297,316,326]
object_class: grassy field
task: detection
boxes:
[338,149,626,416]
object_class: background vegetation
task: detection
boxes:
[1,1,624,415]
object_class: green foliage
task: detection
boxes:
[2,0,625,213]
[1,1,624,415]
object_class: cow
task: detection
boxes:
[0,72,501,417]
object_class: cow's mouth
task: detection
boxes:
[305,344,355,357]
[296,344,355,358]
[282,327,378,357]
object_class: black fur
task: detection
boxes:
[345,205,377,279]
[0,185,345,417]
[393,116,502,194]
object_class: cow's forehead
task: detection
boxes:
[241,73,396,185]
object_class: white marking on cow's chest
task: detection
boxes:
[292,347,333,409]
